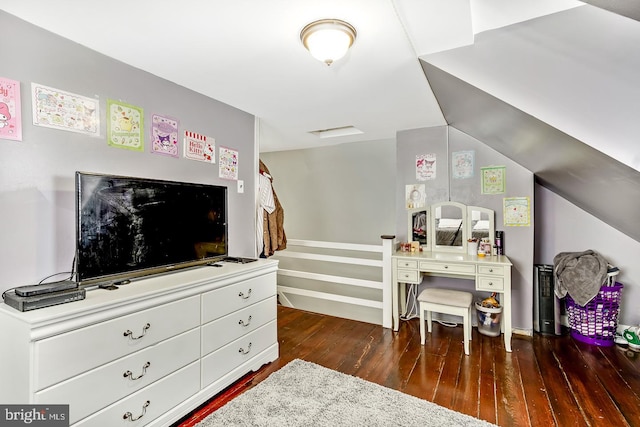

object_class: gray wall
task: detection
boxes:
[260,139,396,245]
[264,125,535,330]
[0,12,257,292]
[535,185,639,327]
[396,126,535,331]
[260,139,396,325]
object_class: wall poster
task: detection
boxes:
[184,130,215,163]
[504,197,531,226]
[481,165,506,194]
[405,184,426,209]
[218,146,238,180]
[416,153,436,181]
[32,83,99,136]
[151,114,179,157]
[452,150,474,179]
[0,77,21,141]
[107,99,144,151]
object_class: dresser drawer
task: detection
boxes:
[202,296,277,356]
[202,320,277,388]
[478,276,505,291]
[419,262,476,275]
[202,272,276,324]
[35,328,200,424]
[396,259,418,269]
[478,265,505,276]
[396,269,420,284]
[34,295,200,391]
[74,360,200,427]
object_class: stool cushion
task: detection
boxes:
[417,288,473,307]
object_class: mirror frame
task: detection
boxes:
[430,201,468,253]
[407,208,429,249]
[467,206,495,249]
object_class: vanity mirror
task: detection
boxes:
[468,206,495,245]
[431,201,467,253]
[407,208,429,247]
[405,202,495,254]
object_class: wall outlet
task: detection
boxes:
[237,180,244,193]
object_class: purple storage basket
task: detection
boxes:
[565,282,623,347]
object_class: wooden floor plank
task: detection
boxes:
[512,336,556,426]
[173,306,640,427]
[555,338,631,426]
[534,335,589,426]
[478,334,498,424]
[493,335,530,427]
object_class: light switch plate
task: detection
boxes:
[237,180,244,193]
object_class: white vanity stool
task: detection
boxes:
[418,288,474,355]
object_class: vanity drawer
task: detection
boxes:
[396,269,420,284]
[34,295,200,391]
[419,262,476,275]
[202,296,277,356]
[396,259,418,269]
[478,265,505,276]
[478,276,504,291]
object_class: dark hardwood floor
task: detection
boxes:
[176,306,640,427]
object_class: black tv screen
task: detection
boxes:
[75,172,228,286]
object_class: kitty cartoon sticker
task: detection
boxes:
[0,77,22,141]
[0,102,11,128]
[151,114,179,157]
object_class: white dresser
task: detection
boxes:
[0,259,279,426]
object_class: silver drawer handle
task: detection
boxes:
[123,323,151,340]
[238,289,252,299]
[488,282,494,286]
[239,315,252,327]
[123,362,151,381]
[489,268,494,272]
[238,342,252,355]
[444,265,449,269]
[123,400,150,422]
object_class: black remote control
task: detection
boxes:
[15,280,78,297]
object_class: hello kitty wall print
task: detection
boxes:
[0,77,21,141]
[151,114,179,157]
[184,130,215,163]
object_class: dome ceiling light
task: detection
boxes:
[300,19,357,66]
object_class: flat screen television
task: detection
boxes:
[75,171,228,287]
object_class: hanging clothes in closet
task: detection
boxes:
[258,159,287,257]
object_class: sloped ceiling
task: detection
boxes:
[420,6,640,242]
[421,61,640,242]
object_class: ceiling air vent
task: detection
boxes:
[309,125,363,139]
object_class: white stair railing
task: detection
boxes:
[272,236,395,328]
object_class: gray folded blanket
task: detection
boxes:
[553,250,609,306]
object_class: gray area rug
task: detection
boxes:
[197,359,496,427]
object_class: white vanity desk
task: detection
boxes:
[392,250,512,352]
[396,201,512,352]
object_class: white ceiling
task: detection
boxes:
[0,0,584,152]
